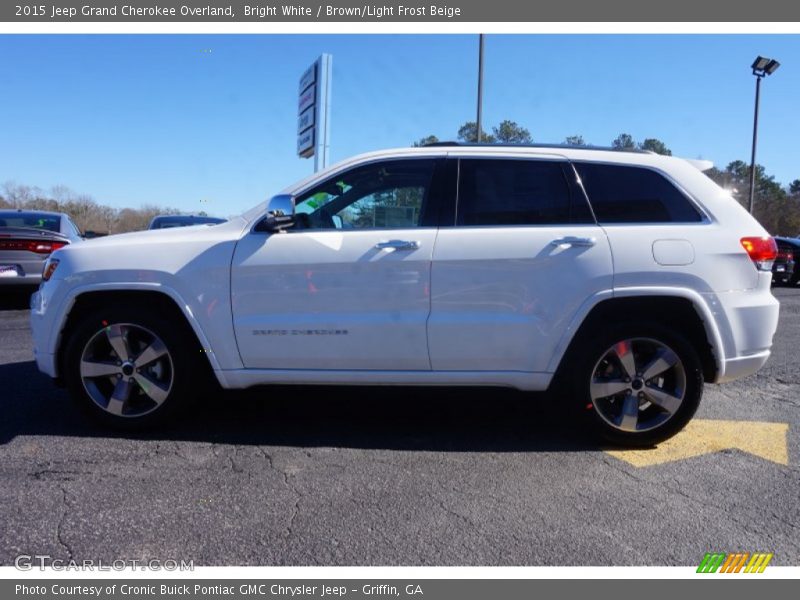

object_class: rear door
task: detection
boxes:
[428,155,613,373]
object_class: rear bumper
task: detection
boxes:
[709,278,779,383]
[717,350,771,384]
[772,260,795,282]
[0,273,41,286]
[0,255,45,285]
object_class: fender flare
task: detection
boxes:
[546,286,727,381]
[50,281,226,379]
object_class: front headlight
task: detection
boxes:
[42,257,60,282]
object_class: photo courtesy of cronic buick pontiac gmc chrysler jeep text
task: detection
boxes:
[29,144,780,445]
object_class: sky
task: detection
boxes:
[1,34,799,217]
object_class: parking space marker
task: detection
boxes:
[604,419,790,467]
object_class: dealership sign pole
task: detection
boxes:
[297,54,332,172]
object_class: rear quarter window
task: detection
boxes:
[574,162,703,224]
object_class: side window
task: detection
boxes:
[293,159,438,230]
[574,162,703,223]
[67,218,82,238]
[456,159,593,226]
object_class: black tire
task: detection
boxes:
[63,304,201,429]
[567,321,703,447]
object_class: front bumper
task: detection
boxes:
[34,349,58,378]
[30,288,59,378]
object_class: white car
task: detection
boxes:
[0,209,84,288]
[30,144,780,445]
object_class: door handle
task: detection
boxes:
[549,236,596,248]
[375,240,421,251]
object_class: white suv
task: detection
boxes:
[30,144,780,445]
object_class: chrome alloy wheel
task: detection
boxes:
[589,337,686,433]
[79,323,174,418]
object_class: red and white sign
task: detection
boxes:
[298,85,315,114]
[296,55,331,166]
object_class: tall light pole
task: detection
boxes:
[748,55,780,214]
[476,34,484,143]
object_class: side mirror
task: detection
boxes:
[256,194,296,232]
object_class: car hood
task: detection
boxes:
[77,217,247,248]
[48,216,250,281]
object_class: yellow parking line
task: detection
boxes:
[605,419,789,467]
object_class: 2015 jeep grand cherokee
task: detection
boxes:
[30,144,780,445]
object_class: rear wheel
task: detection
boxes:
[569,323,703,446]
[64,305,199,428]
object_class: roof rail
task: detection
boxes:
[422,141,654,154]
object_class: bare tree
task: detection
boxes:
[0,182,195,234]
[3,182,36,207]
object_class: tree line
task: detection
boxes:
[0,182,205,235]
[416,121,800,236]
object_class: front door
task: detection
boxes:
[231,158,445,370]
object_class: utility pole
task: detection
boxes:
[476,34,484,143]
[747,55,780,214]
[748,74,761,214]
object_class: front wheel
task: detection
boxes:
[569,323,703,446]
[63,305,199,429]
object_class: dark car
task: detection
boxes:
[148,215,226,230]
[0,209,83,288]
[773,236,800,285]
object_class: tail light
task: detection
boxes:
[42,258,60,282]
[740,236,778,271]
[0,239,68,254]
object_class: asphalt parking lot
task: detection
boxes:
[0,288,798,566]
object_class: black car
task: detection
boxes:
[148,214,226,230]
[773,236,800,285]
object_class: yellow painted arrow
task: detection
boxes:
[605,419,790,467]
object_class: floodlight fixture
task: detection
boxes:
[747,56,780,213]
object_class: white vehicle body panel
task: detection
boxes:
[30,219,248,378]
[428,225,613,372]
[231,228,438,370]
